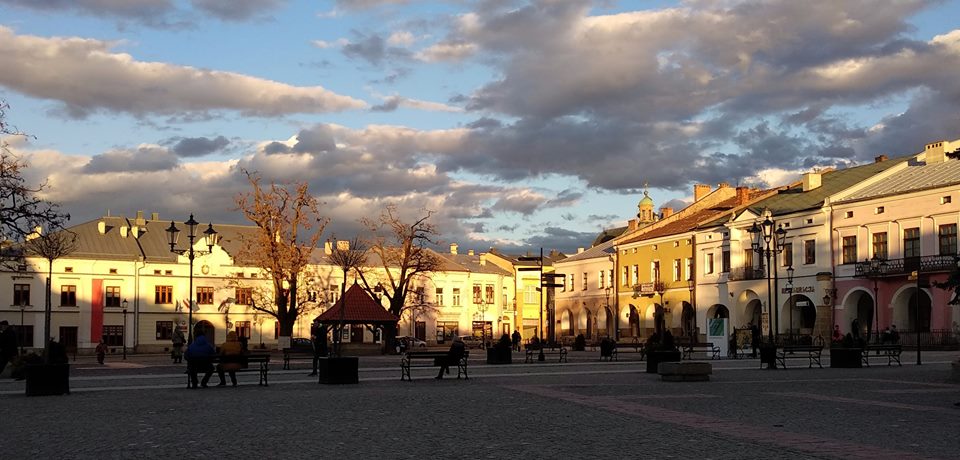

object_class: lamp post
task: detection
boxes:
[166,215,218,344]
[866,255,887,344]
[748,217,787,369]
[121,299,128,360]
[477,299,491,348]
[786,265,794,344]
[687,278,695,341]
[604,286,613,340]
[19,298,27,355]
[653,280,666,336]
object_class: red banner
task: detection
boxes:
[91,279,103,342]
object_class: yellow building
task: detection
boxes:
[483,249,565,343]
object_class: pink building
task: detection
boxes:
[831,139,960,339]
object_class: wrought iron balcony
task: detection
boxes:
[853,255,958,278]
[727,266,765,281]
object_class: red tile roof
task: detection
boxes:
[316,283,399,324]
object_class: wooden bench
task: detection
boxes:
[862,344,902,367]
[400,351,469,381]
[605,342,645,361]
[282,348,315,370]
[775,345,823,369]
[185,354,270,387]
[682,342,721,360]
[525,346,568,363]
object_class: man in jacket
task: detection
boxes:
[217,331,245,387]
[435,336,466,380]
[185,334,216,389]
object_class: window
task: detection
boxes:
[14,325,33,348]
[234,287,252,305]
[744,249,754,270]
[453,288,462,306]
[307,290,318,302]
[685,258,693,280]
[631,265,639,286]
[942,196,952,204]
[165,270,172,276]
[435,288,444,306]
[845,211,854,218]
[60,285,77,307]
[65,267,74,273]
[903,227,921,258]
[842,236,857,264]
[939,224,957,255]
[108,268,117,274]
[156,321,173,340]
[608,270,614,288]
[872,232,888,260]
[582,272,588,290]
[705,253,715,274]
[102,325,123,347]
[721,251,730,273]
[522,286,536,304]
[651,261,660,283]
[622,266,629,286]
[235,321,251,339]
[673,259,681,282]
[598,271,605,289]
[806,218,813,224]
[472,284,482,304]
[196,286,214,305]
[485,285,495,304]
[782,243,793,267]
[155,286,173,304]
[569,274,575,291]
[875,206,884,214]
[105,286,121,307]
[804,240,816,264]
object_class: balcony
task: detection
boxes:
[727,267,765,281]
[853,255,958,278]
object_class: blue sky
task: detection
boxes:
[2,0,960,254]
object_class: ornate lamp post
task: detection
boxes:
[166,215,218,343]
[687,278,695,341]
[19,297,27,355]
[748,217,787,369]
[122,299,128,360]
[477,298,491,348]
[866,255,887,344]
[786,265,794,344]
[604,286,613,340]
[653,280,666,336]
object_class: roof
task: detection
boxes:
[556,238,616,264]
[618,193,753,244]
[434,251,514,276]
[485,249,567,266]
[591,226,627,246]
[837,156,960,203]
[315,283,399,324]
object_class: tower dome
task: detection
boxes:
[637,190,656,224]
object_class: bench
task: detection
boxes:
[604,342,645,361]
[525,346,568,363]
[682,342,720,360]
[862,344,902,367]
[775,345,823,369]
[282,348,315,370]
[400,351,469,381]
[659,361,712,382]
[185,354,270,387]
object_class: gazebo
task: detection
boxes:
[316,282,399,353]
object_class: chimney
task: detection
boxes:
[120,226,128,238]
[151,212,159,221]
[718,182,730,189]
[661,207,673,219]
[97,221,106,234]
[468,249,474,256]
[874,154,888,163]
[694,184,711,201]
[802,172,822,191]
[136,210,144,220]
[736,186,750,206]
[336,240,349,251]
[479,254,486,266]
[132,226,140,239]
[450,243,458,255]
[577,247,585,254]
[924,140,955,165]
[628,219,638,231]
[324,240,332,255]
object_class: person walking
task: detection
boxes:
[171,326,186,364]
[308,320,323,377]
[216,331,244,387]
[185,334,216,389]
[0,321,18,375]
[511,330,521,352]
[435,336,466,380]
[749,322,760,358]
[851,318,861,341]
[95,339,108,365]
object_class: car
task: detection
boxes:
[288,337,313,352]
[459,335,484,349]
[397,336,427,349]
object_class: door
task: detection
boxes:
[415,321,426,342]
[350,324,364,343]
[59,326,78,356]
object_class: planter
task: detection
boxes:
[317,357,359,384]
[830,348,863,368]
[25,363,70,396]
[759,344,778,369]
[486,347,512,364]
[646,350,681,373]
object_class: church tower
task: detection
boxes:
[637,189,656,225]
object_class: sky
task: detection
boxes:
[2,0,960,255]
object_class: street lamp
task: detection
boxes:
[166,215,218,343]
[686,278,695,341]
[19,297,27,355]
[653,280,666,336]
[604,286,613,340]
[477,298,491,348]
[866,255,887,344]
[748,217,787,368]
[122,299,128,360]
[786,265,794,344]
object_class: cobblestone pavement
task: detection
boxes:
[2,351,958,459]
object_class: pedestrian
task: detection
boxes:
[308,320,322,377]
[511,330,521,352]
[832,324,843,343]
[435,336,466,380]
[749,322,760,358]
[171,325,186,364]
[889,324,900,344]
[216,331,244,387]
[851,318,861,340]
[0,321,18,375]
[185,334,216,389]
[95,339,108,365]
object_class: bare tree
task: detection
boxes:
[24,229,78,360]
[356,204,442,352]
[1,101,70,266]
[327,237,368,357]
[234,171,328,337]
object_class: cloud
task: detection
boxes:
[333,0,411,11]
[167,135,230,157]
[0,27,366,118]
[190,0,288,21]
[341,32,411,66]
[0,0,174,22]
[370,95,462,113]
[0,0,289,25]
[415,40,477,62]
[82,145,180,173]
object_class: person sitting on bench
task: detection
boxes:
[436,336,465,380]
[186,334,216,389]
[217,331,244,387]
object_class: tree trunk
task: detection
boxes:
[44,263,52,362]
[382,323,398,354]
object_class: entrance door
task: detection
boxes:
[350,324,364,343]
[415,321,427,342]
[59,326,78,356]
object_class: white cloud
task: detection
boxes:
[415,40,477,62]
[387,31,417,46]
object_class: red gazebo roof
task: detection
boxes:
[316,283,399,324]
